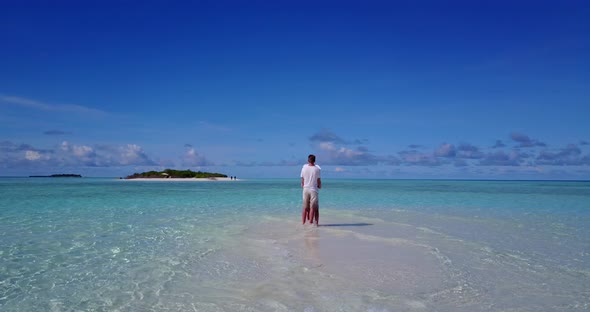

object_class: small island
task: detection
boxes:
[30,174,82,178]
[125,169,228,180]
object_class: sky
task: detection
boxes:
[1,0,589,179]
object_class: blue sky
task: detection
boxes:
[1,1,589,179]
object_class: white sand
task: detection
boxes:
[229,213,450,310]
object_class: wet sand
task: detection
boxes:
[220,210,589,311]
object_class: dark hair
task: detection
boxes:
[308,154,316,163]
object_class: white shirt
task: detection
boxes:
[300,164,321,192]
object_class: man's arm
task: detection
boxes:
[301,177,305,188]
[317,178,321,189]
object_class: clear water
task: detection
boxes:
[0,178,589,311]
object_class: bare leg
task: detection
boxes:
[302,207,310,224]
[309,192,319,226]
[310,208,319,226]
[315,208,319,226]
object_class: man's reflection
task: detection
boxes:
[304,228,320,265]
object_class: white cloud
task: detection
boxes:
[182,147,212,166]
[25,150,41,161]
[60,141,97,166]
[2,140,157,168]
[0,94,107,116]
[314,133,380,166]
[434,143,456,157]
[340,147,363,158]
[319,142,336,151]
[317,142,379,165]
[120,144,147,165]
[62,141,94,157]
[398,150,441,166]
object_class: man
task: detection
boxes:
[301,154,321,226]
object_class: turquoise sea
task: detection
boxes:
[1,178,589,311]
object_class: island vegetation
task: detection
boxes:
[125,169,227,179]
[30,174,82,178]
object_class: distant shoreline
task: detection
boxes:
[30,174,82,178]
[121,177,239,182]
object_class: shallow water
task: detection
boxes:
[0,178,588,311]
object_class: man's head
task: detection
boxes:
[308,154,316,164]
